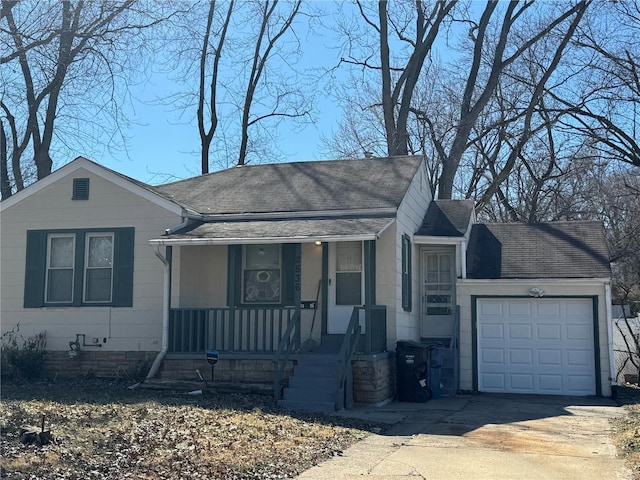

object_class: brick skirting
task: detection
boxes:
[35,351,156,380]
[352,352,396,404]
[13,350,396,405]
[158,356,293,384]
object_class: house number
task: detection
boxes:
[295,254,301,292]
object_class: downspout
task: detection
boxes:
[147,246,170,380]
[605,282,616,392]
[461,240,467,279]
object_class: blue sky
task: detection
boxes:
[96,2,346,185]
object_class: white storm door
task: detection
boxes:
[421,248,455,338]
[327,241,365,334]
[477,298,596,396]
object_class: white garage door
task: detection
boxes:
[477,298,595,396]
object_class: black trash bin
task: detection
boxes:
[396,341,433,402]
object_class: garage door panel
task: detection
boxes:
[566,349,592,367]
[481,348,504,364]
[478,298,595,396]
[537,302,561,317]
[537,324,562,340]
[508,324,532,340]
[481,373,505,390]
[480,301,503,316]
[508,302,531,316]
[538,374,563,392]
[508,349,533,365]
[566,324,591,340]
[481,324,504,339]
[566,375,594,395]
[566,301,592,317]
[537,349,562,366]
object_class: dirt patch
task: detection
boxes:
[612,385,640,479]
[0,379,380,479]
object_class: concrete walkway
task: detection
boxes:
[298,394,632,480]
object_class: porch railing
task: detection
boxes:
[358,305,387,354]
[336,306,363,409]
[272,310,301,400]
[168,306,298,354]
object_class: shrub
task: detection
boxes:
[1,325,47,380]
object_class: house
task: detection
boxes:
[0,155,614,408]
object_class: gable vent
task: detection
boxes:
[72,178,90,200]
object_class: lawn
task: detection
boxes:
[612,385,640,480]
[0,379,378,479]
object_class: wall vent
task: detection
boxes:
[72,178,90,200]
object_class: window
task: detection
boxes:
[24,228,134,308]
[336,241,362,305]
[243,244,281,303]
[402,234,412,311]
[45,234,75,303]
[424,251,453,316]
[84,233,114,302]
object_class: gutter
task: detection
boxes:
[147,246,171,380]
[605,282,616,390]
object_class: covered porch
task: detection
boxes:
[149,217,394,406]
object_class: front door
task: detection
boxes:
[327,241,365,333]
[421,247,455,338]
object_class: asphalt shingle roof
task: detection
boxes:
[153,156,423,215]
[466,221,611,279]
[416,200,475,237]
[166,216,395,242]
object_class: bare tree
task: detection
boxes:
[237,0,306,166]
[197,0,234,174]
[334,0,591,200]
[0,0,167,198]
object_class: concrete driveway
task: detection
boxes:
[297,394,631,480]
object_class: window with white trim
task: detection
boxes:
[335,241,362,305]
[25,228,134,308]
[243,244,281,303]
[84,233,114,302]
[45,234,75,303]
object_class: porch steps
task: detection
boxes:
[438,348,456,397]
[278,352,343,414]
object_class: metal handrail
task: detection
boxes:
[336,307,362,409]
[272,310,300,400]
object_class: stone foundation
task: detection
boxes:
[352,352,396,404]
[159,355,293,384]
[21,350,396,405]
[36,350,156,379]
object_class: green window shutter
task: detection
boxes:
[227,245,242,307]
[24,230,47,308]
[402,235,412,311]
[282,243,300,307]
[113,227,135,307]
[364,240,376,305]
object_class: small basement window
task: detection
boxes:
[72,178,90,200]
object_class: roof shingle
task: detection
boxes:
[416,199,474,237]
[154,156,423,215]
[466,221,611,279]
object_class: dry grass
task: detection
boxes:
[612,385,640,479]
[0,379,378,479]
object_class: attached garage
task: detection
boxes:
[476,297,597,396]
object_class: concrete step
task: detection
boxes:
[289,375,338,389]
[282,386,342,403]
[278,399,337,414]
[293,364,340,378]
[296,354,340,367]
